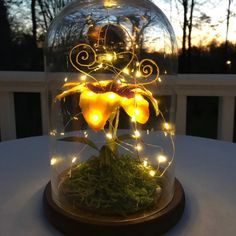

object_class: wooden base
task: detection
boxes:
[43,179,185,236]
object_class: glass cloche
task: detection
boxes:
[44,0,181,234]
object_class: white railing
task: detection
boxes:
[0,72,235,142]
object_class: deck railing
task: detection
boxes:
[0,71,235,142]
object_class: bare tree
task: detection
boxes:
[180,0,188,72]
[0,0,12,70]
[177,0,211,72]
[37,0,71,31]
[225,0,233,68]
[187,0,195,71]
[31,0,37,47]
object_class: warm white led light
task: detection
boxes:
[157,154,167,163]
[50,130,56,136]
[133,130,141,138]
[131,117,136,122]
[163,122,171,130]
[116,79,122,84]
[135,70,141,78]
[106,53,114,61]
[123,68,130,75]
[106,133,113,140]
[50,158,57,166]
[108,93,116,99]
[135,94,142,101]
[149,170,156,177]
[135,144,142,151]
[87,91,95,97]
[80,75,87,81]
[72,157,77,163]
[92,114,99,122]
[134,108,140,115]
[143,160,148,167]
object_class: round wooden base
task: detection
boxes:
[43,179,185,236]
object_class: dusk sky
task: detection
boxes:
[153,0,236,46]
[8,0,236,47]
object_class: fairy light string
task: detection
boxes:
[55,22,175,176]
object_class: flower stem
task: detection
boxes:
[106,108,120,155]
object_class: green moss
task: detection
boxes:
[59,153,162,216]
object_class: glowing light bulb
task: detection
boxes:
[157,154,167,163]
[64,77,68,82]
[226,60,231,65]
[108,93,115,99]
[80,75,87,81]
[50,130,56,136]
[135,71,141,78]
[92,114,100,122]
[135,94,142,101]
[158,77,162,82]
[86,91,94,97]
[163,122,171,130]
[72,157,77,163]
[50,158,57,166]
[98,63,103,68]
[84,131,88,138]
[143,160,148,167]
[149,170,156,177]
[123,68,130,75]
[106,133,113,140]
[60,132,65,136]
[73,116,78,120]
[105,53,114,62]
[135,144,142,151]
[131,117,136,122]
[116,79,122,84]
[104,0,117,8]
[133,130,141,138]
[134,108,140,115]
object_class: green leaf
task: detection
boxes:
[59,136,99,151]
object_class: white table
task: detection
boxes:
[0,135,236,236]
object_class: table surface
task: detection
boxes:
[0,135,236,236]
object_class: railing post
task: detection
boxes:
[0,92,16,141]
[40,91,49,135]
[218,96,235,142]
[176,95,187,135]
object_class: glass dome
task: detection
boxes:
[45,0,178,219]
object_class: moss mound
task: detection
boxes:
[59,154,161,216]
